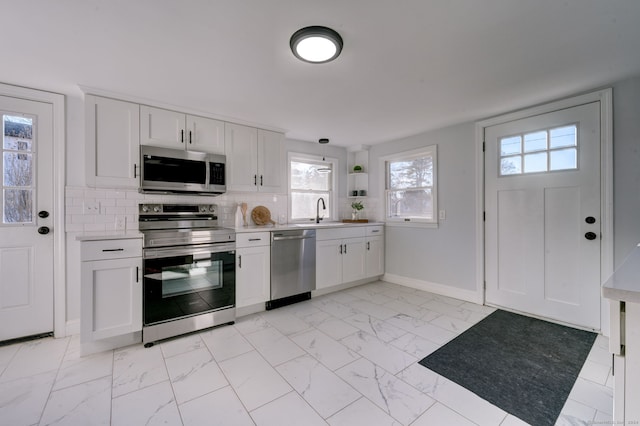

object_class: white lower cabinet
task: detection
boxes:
[80,237,143,355]
[316,225,384,290]
[236,232,270,308]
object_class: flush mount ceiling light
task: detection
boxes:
[290,26,343,63]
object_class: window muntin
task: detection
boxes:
[385,146,437,224]
[499,124,577,176]
[289,156,334,221]
[2,114,35,224]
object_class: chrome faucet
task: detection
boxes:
[316,197,326,223]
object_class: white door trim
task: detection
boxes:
[474,88,613,334]
[0,82,66,338]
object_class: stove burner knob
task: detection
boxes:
[153,206,161,213]
[141,205,149,213]
[209,206,215,212]
[200,206,207,212]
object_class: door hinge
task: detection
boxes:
[483,211,486,221]
[482,142,485,152]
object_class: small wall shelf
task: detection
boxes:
[347,145,369,198]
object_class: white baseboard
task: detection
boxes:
[382,273,482,304]
[236,303,266,318]
[65,319,80,336]
[312,277,380,298]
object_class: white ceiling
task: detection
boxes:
[3,0,640,147]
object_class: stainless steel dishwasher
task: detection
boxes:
[267,229,316,310]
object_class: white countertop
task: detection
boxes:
[602,244,640,304]
[233,221,383,233]
[75,222,383,240]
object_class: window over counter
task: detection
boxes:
[288,153,337,222]
[383,145,437,226]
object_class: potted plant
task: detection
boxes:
[351,200,364,220]
[353,165,363,173]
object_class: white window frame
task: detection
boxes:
[288,152,338,223]
[381,145,438,228]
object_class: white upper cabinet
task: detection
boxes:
[140,105,225,154]
[225,123,284,193]
[85,95,140,188]
[187,114,225,154]
[257,129,285,193]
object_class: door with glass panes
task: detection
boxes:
[484,102,601,329]
[0,96,54,341]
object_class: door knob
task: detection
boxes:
[585,216,596,224]
[38,210,49,218]
[585,232,597,240]
[38,226,50,235]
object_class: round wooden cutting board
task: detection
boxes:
[251,205,275,225]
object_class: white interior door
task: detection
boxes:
[485,102,601,329]
[0,96,54,341]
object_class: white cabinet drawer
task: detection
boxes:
[366,225,384,236]
[236,232,270,248]
[81,238,142,261]
[317,226,365,241]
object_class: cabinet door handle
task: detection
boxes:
[260,175,263,186]
[254,174,257,186]
[343,244,347,254]
[371,230,380,233]
[102,248,124,252]
[136,266,139,283]
[134,164,138,178]
[238,255,242,268]
[339,244,343,254]
[189,130,192,144]
[181,129,184,143]
[248,238,262,241]
[367,242,370,250]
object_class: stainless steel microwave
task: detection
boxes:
[139,145,226,195]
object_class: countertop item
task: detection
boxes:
[240,203,248,226]
[251,206,275,225]
[602,243,640,303]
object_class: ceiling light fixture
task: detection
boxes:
[317,138,331,173]
[290,26,343,64]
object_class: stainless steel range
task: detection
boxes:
[139,203,235,347]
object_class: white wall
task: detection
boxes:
[612,75,640,268]
[369,123,478,300]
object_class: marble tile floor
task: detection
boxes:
[0,281,613,426]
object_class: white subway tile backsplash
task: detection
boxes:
[64,186,384,233]
[84,223,108,232]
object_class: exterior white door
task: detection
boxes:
[485,101,601,329]
[0,96,54,341]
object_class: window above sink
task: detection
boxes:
[288,152,337,223]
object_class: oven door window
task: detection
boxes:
[143,251,235,326]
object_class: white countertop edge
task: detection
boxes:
[602,245,640,303]
[76,231,144,241]
[233,222,384,233]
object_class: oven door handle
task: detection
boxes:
[194,253,213,261]
[143,242,236,259]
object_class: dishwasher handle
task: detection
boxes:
[272,234,315,241]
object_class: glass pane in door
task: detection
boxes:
[2,114,35,224]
